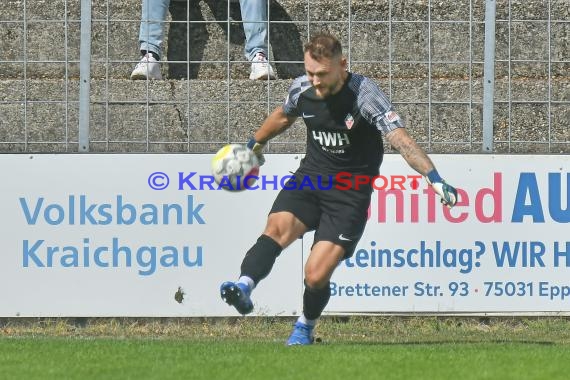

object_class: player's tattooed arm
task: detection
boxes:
[385,127,436,176]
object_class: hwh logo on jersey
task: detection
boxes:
[312,131,350,147]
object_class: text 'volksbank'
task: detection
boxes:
[20,195,205,225]
[19,195,205,276]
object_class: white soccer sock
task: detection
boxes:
[238,276,255,291]
[297,314,317,327]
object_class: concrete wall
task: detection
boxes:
[0,0,568,153]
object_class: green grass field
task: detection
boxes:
[1,317,570,380]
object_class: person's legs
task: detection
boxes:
[287,185,372,345]
[139,0,171,57]
[239,0,268,60]
[286,241,345,345]
[239,0,276,79]
[221,179,321,314]
[131,0,170,79]
[220,211,308,314]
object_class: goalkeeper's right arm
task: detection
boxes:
[247,138,266,166]
[248,106,298,166]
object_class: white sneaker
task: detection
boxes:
[130,53,162,80]
[249,53,276,80]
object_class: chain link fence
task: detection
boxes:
[0,0,568,153]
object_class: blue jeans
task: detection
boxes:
[240,0,269,61]
[139,0,269,61]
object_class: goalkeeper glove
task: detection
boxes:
[425,169,458,208]
[247,138,266,166]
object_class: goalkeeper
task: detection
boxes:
[220,32,458,345]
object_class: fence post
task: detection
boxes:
[482,0,496,153]
[78,0,92,152]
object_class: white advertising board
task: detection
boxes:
[0,154,568,316]
[322,155,570,314]
[0,154,304,317]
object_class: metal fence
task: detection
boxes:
[0,0,568,154]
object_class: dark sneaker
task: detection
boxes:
[220,281,253,315]
[286,322,315,346]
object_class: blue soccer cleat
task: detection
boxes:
[220,281,253,315]
[286,322,315,346]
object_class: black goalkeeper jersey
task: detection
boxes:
[283,72,405,177]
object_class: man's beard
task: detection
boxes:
[314,83,336,98]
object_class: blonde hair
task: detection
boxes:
[304,33,342,61]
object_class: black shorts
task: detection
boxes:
[270,171,373,258]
